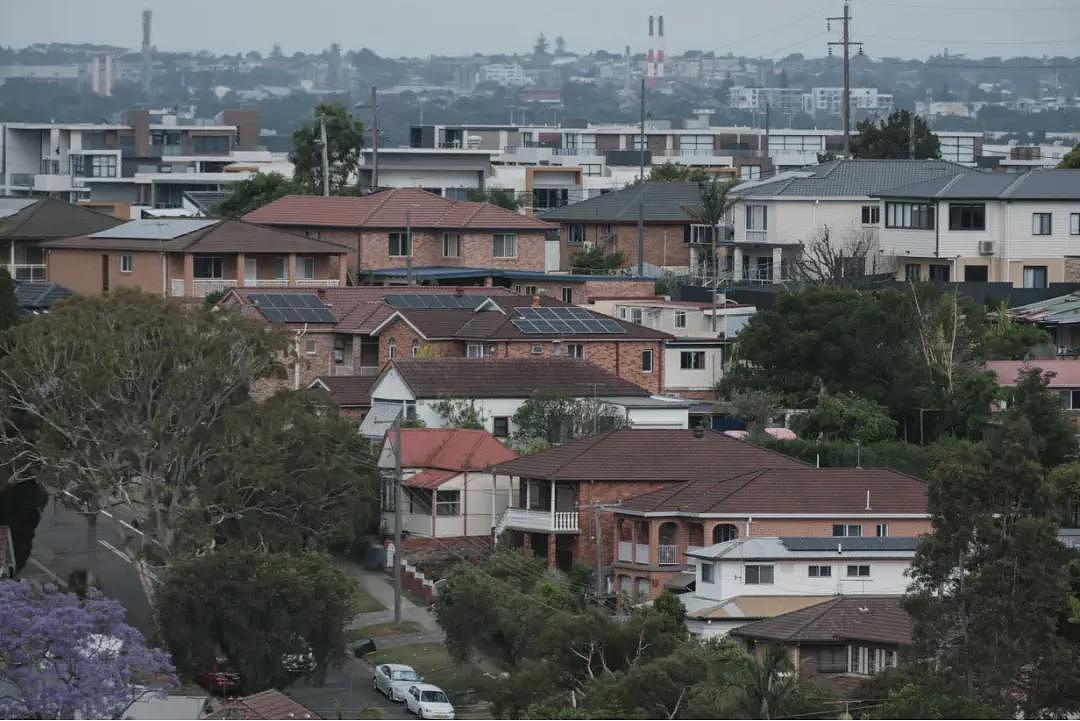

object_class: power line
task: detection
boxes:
[860,0,1079,10]
[861,32,1080,46]
[865,55,1080,70]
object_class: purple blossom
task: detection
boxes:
[0,580,177,719]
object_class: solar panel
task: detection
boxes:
[383,293,488,310]
[516,306,596,321]
[248,293,337,324]
[511,306,627,335]
[780,537,919,552]
[89,219,218,240]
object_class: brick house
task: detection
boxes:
[1,197,121,282]
[488,428,809,574]
[40,218,349,299]
[243,187,557,275]
[219,285,671,395]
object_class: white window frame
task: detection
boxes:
[744,564,774,585]
[566,343,584,359]
[304,338,317,355]
[442,232,461,258]
[1023,265,1048,289]
[1071,213,1080,236]
[120,254,133,273]
[411,340,421,357]
[466,343,488,359]
[630,308,643,325]
[561,287,573,303]
[298,256,316,280]
[846,564,871,578]
[746,204,768,231]
[673,310,687,329]
[700,562,714,584]
[808,565,832,578]
[530,343,544,354]
[641,349,653,373]
[832,524,862,537]
[388,339,397,359]
[435,489,461,517]
[568,224,586,245]
[493,233,517,258]
[876,523,889,537]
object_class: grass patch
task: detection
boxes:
[367,642,487,701]
[352,621,424,638]
[353,585,386,613]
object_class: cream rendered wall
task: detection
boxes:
[694,555,913,603]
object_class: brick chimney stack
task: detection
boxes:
[531,294,541,308]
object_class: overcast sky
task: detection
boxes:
[2,0,1078,60]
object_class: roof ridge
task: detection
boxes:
[705,468,767,511]
[999,171,1032,199]
[361,188,398,224]
[8,198,48,235]
[179,219,223,250]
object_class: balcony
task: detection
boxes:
[171,278,238,298]
[8,173,34,187]
[658,544,680,566]
[501,508,579,533]
[745,229,768,243]
[4,264,46,282]
[296,279,341,288]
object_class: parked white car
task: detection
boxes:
[372,663,422,702]
[405,683,455,720]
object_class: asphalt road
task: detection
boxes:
[288,655,413,720]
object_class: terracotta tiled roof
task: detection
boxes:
[985,359,1080,388]
[404,468,460,489]
[310,376,376,407]
[491,429,810,481]
[244,188,556,231]
[391,357,652,398]
[616,467,927,516]
[207,690,320,720]
[396,428,517,471]
[729,595,913,646]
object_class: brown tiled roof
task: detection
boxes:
[311,376,376,407]
[616,467,928,516]
[40,219,349,254]
[491,429,810,481]
[391,357,652,398]
[690,595,834,620]
[0,197,121,240]
[729,596,913,646]
[207,689,320,720]
[244,188,556,231]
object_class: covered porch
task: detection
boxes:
[614,515,740,568]
[168,251,345,298]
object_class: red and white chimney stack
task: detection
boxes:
[657,15,665,82]
[646,15,656,89]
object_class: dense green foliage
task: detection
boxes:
[852,110,940,159]
[291,101,365,194]
[432,398,484,430]
[570,246,627,274]
[211,172,305,217]
[649,162,709,182]
[791,390,897,443]
[466,188,520,210]
[511,392,627,447]
[982,303,1053,359]
[157,550,356,691]
[1059,144,1080,169]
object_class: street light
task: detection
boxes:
[355,86,379,192]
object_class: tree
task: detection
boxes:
[852,110,940,159]
[982,304,1053,360]
[466,188,519,211]
[727,389,782,434]
[291,102,365,194]
[792,389,897,443]
[649,162,708,183]
[211,172,304,217]
[533,34,550,58]
[684,178,739,283]
[554,36,567,55]
[570,245,626,274]
[0,581,177,719]
[732,645,800,720]
[512,392,628,446]
[0,267,17,330]
[1058,143,1080,168]
[791,225,876,283]
[432,398,484,430]
[1003,366,1077,467]
[157,549,355,692]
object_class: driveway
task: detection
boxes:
[287,654,412,719]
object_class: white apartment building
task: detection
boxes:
[807,87,894,115]
[727,87,806,115]
[681,536,917,637]
[477,63,529,87]
[876,168,1080,286]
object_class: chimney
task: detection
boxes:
[531,294,541,308]
[693,426,704,439]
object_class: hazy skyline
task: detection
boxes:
[2,0,1079,61]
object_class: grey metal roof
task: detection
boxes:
[736,159,971,199]
[0,198,36,219]
[182,190,229,213]
[687,536,920,561]
[875,169,1080,200]
[90,219,219,239]
[1010,291,1080,325]
[537,182,704,223]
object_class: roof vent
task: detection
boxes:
[865,490,871,511]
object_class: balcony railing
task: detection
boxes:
[170,278,238,298]
[245,278,289,287]
[4,264,46,282]
[745,229,768,242]
[658,544,680,566]
[296,278,341,288]
[501,508,579,533]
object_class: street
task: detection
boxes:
[288,655,412,720]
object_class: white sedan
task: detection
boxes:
[372,663,422,702]
[405,683,455,720]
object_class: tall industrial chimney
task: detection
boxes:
[141,10,152,95]
[646,15,656,89]
[657,15,665,81]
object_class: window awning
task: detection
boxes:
[404,469,459,489]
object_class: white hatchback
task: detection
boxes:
[371,663,422,702]
[405,683,455,720]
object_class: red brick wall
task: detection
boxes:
[560,223,691,271]
[502,339,664,394]
[580,279,657,300]
[359,230,548,272]
[377,318,464,366]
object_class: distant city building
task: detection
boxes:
[89,55,113,96]
[477,63,530,87]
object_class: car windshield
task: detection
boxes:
[422,690,449,703]
[392,670,420,681]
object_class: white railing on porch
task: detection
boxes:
[658,544,680,566]
[501,508,579,533]
[170,279,185,297]
[191,279,237,298]
[296,278,341,288]
[246,278,289,288]
[4,264,46,282]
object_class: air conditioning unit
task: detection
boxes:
[978,241,995,256]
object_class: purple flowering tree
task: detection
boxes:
[0,581,178,719]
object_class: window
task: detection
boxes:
[1023,265,1048,289]
[1071,213,1080,235]
[533,187,569,209]
[744,564,774,585]
[746,204,768,232]
[388,232,411,257]
[568,224,585,245]
[1032,212,1052,235]
[304,339,317,355]
[861,205,880,225]
[492,416,510,438]
[630,308,643,325]
[700,562,714,584]
[688,224,716,244]
[530,343,544,354]
[964,265,988,282]
[876,523,889,537]
[466,343,486,359]
[566,343,584,359]
[847,565,871,577]
[435,489,461,516]
[904,264,921,282]
[673,311,687,329]
[1061,390,1080,411]
[493,233,517,258]
[381,474,396,511]
[120,254,133,273]
[641,349,653,373]
[808,565,832,578]
[680,351,705,370]
[561,287,573,303]
[91,154,117,178]
[948,203,986,231]
[192,256,223,279]
[739,165,761,180]
[298,256,316,280]
[832,524,862,537]
[191,135,229,154]
[928,264,950,282]
[411,340,421,357]
[885,202,935,230]
[404,400,417,421]
[812,646,849,673]
[442,233,461,258]
[388,339,397,359]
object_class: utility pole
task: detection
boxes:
[405,209,413,286]
[593,503,604,603]
[392,412,403,625]
[370,85,380,191]
[909,110,916,159]
[319,115,330,197]
[637,77,646,278]
[828,0,861,157]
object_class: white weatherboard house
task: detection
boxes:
[359,357,691,440]
[875,168,1080,287]
[680,536,918,638]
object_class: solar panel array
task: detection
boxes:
[511,306,626,335]
[248,293,337,323]
[89,219,219,240]
[384,293,489,310]
[781,537,919,552]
